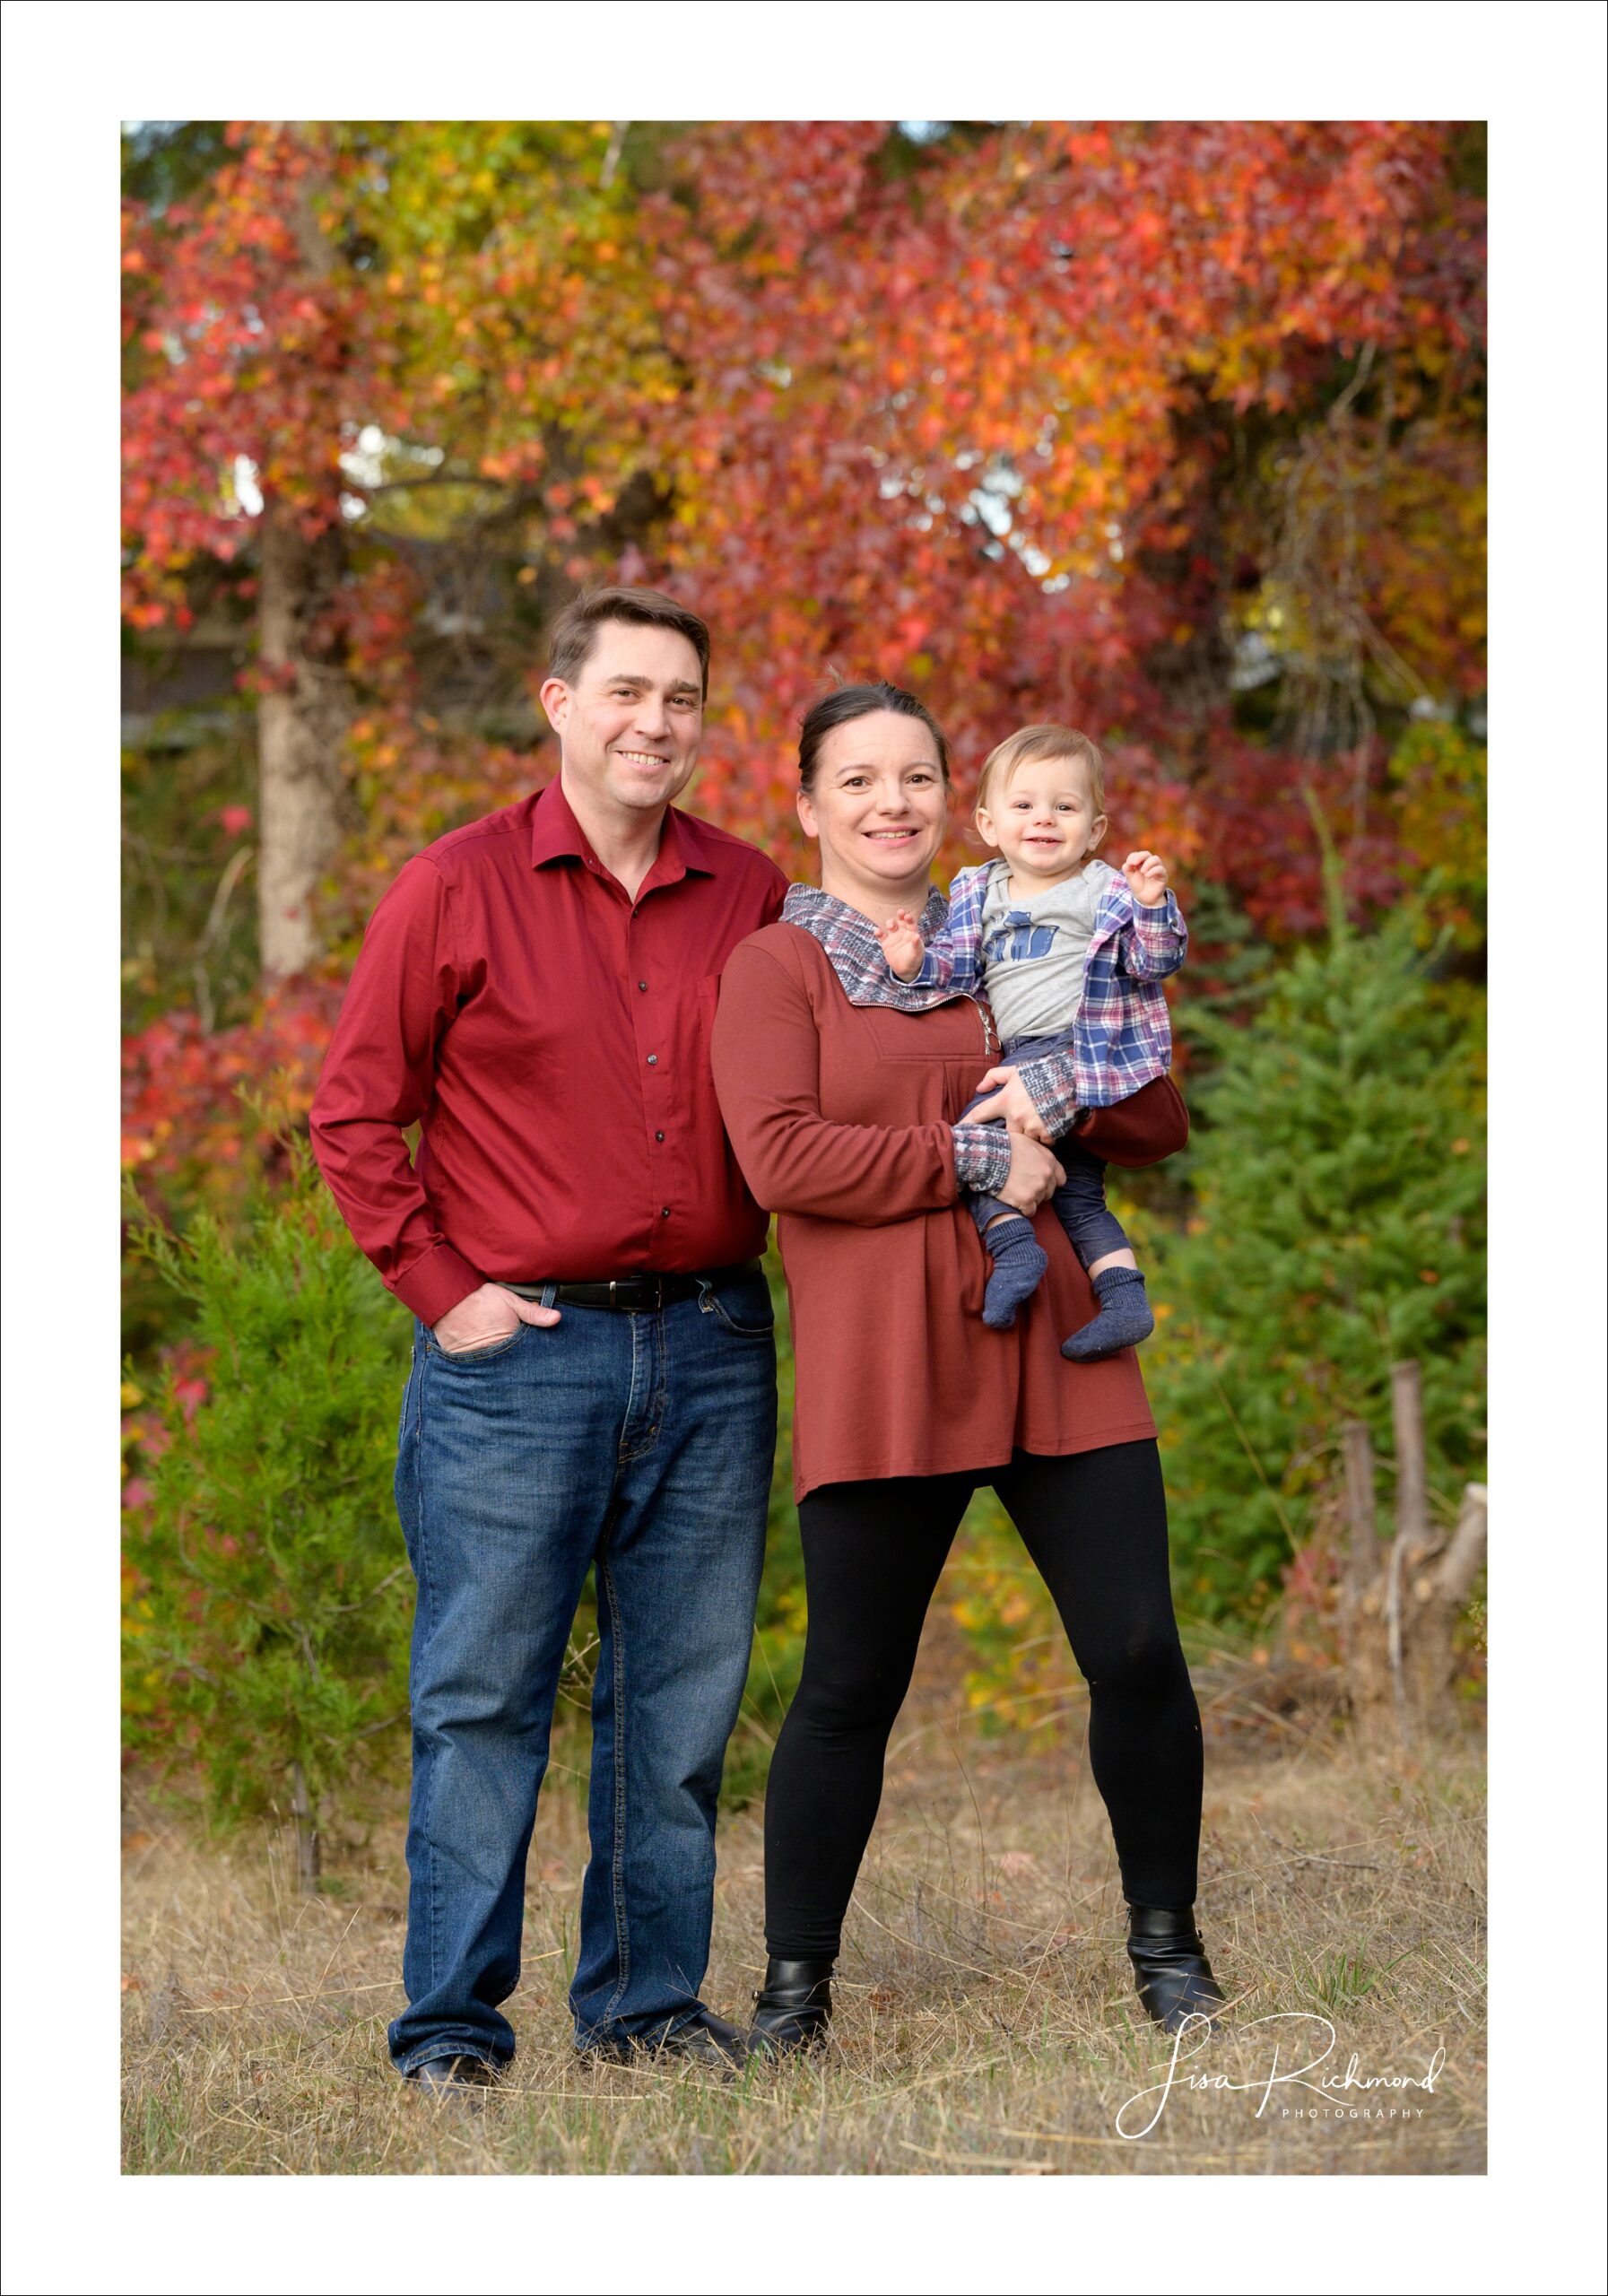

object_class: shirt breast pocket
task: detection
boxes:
[865,1000,995,1065]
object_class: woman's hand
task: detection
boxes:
[996,1133,1066,1214]
[968,1066,1054,1144]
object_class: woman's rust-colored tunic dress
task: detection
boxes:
[710,922,1160,1505]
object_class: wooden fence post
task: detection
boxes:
[1343,1419,1379,1587]
[1341,1362,1486,1749]
[1386,1361,1429,1747]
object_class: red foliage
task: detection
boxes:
[122,987,342,1209]
[122,123,1484,1199]
[635,120,1482,881]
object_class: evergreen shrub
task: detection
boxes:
[123,1151,413,1876]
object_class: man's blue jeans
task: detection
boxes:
[387,1268,776,2075]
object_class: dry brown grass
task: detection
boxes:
[121,1671,1486,2177]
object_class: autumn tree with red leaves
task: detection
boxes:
[123,121,669,977]
[122,116,1484,1195]
[641,120,1484,915]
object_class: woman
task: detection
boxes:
[709,682,1226,2050]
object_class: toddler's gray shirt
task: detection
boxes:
[978,857,1113,1048]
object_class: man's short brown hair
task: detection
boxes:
[546,586,711,699]
[976,723,1106,822]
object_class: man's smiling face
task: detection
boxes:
[541,620,706,826]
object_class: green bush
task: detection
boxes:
[1144,894,1486,1620]
[124,1152,413,1882]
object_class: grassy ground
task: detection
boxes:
[121,1656,1486,2176]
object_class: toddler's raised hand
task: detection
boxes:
[874,909,927,982]
[1122,850,1170,908]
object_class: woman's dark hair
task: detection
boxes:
[796,681,952,792]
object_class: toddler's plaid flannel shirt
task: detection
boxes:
[907,857,1187,1110]
[780,862,1185,1199]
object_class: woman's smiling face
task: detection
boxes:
[796,709,950,910]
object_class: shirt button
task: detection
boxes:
[661,1207,671,1218]
[655,1130,665,1143]
[638,980,648,992]
[647,1054,657,1065]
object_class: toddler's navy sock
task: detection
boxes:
[1061,1265,1155,1361]
[980,1216,1049,1330]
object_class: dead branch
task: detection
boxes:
[1436,1483,1488,1608]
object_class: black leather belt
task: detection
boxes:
[503,1258,764,1312]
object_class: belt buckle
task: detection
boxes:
[608,1279,618,1309]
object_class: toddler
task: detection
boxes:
[876,723,1186,1361]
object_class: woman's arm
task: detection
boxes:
[713,940,1057,1217]
[711,938,968,1226]
[969,1056,1188,1165]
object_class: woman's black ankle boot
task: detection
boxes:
[1126,1903,1227,2033]
[749,1956,835,2054]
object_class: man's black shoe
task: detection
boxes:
[581,2007,754,2071]
[404,2053,500,2103]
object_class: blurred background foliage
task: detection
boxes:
[121,119,1484,1848]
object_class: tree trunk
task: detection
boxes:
[256,507,352,980]
[289,1761,322,1894]
[1343,1361,1486,1750]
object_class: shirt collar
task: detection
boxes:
[528,777,716,885]
[781,881,954,1009]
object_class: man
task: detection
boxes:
[310,587,787,2086]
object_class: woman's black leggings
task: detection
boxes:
[763,1439,1204,1961]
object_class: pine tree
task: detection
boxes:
[1144,895,1486,1621]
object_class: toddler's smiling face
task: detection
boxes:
[976,752,1108,890]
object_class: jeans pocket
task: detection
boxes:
[700,1272,777,1339]
[430,1322,527,1363]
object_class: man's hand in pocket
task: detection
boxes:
[432,1283,561,1354]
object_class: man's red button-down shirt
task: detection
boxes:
[309,778,788,1326]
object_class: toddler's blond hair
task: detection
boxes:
[975,724,1106,833]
